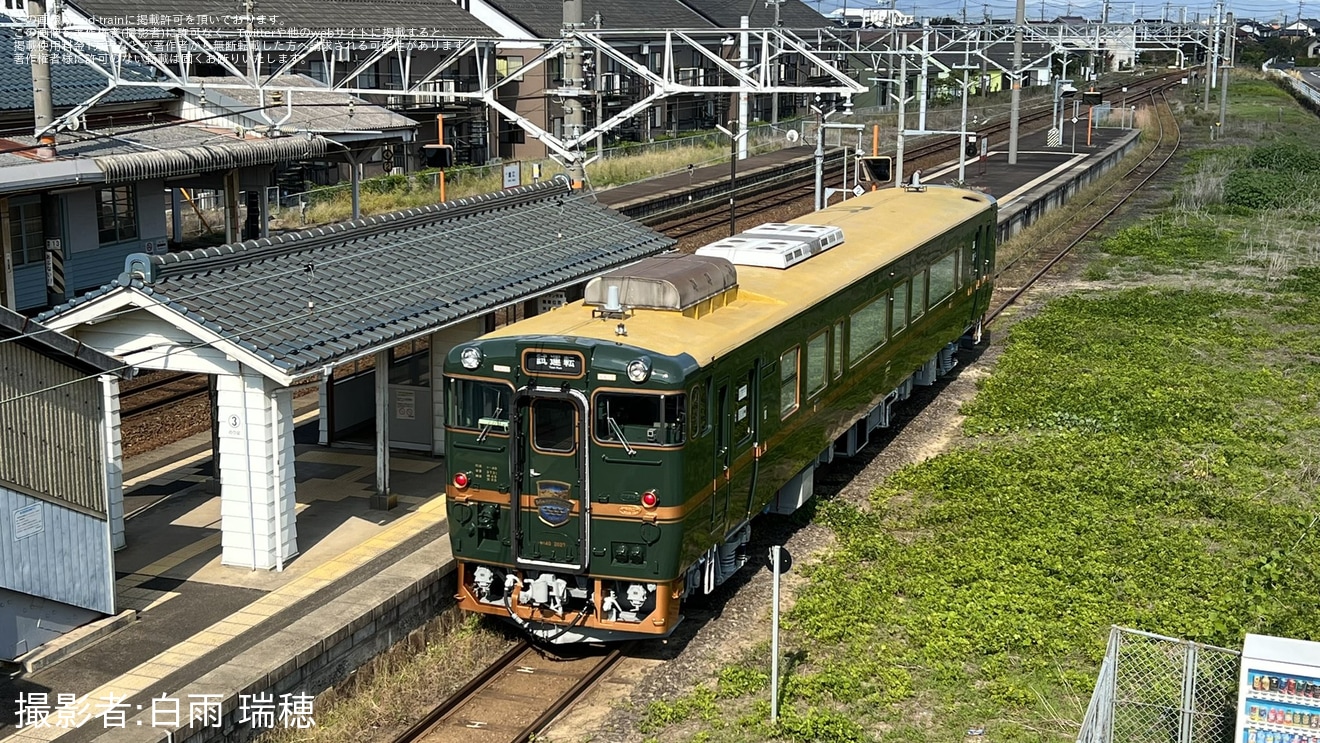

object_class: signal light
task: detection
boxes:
[858,156,893,184]
[641,490,658,508]
[422,143,455,168]
[453,472,470,489]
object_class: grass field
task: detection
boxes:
[633,74,1320,743]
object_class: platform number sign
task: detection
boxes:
[226,414,243,437]
[503,162,522,189]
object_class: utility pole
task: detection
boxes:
[27,0,54,159]
[770,0,782,125]
[1008,0,1024,164]
[895,54,908,186]
[563,0,585,188]
[1219,11,1232,129]
[1102,0,1109,24]
[738,15,749,161]
[918,24,929,131]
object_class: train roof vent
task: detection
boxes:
[738,223,845,254]
[696,236,816,270]
[584,254,738,313]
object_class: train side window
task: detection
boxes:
[891,280,909,335]
[831,320,844,379]
[779,346,800,417]
[929,252,956,306]
[688,380,710,438]
[912,269,927,319]
[806,332,828,398]
[848,293,888,366]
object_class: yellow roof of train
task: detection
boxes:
[483,186,994,367]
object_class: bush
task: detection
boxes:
[1246,141,1320,172]
[1223,169,1301,210]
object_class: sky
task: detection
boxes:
[810,0,1312,24]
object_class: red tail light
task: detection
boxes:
[453,472,470,489]
[641,490,658,508]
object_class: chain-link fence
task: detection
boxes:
[1078,627,1241,743]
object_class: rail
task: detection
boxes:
[986,89,1181,325]
[392,641,629,743]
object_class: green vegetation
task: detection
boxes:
[632,75,1320,743]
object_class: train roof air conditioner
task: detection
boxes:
[737,223,845,254]
[696,237,816,269]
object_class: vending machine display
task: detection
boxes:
[1238,634,1320,743]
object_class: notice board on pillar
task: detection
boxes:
[388,385,432,451]
[1237,633,1320,743]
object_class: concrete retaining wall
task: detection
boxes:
[101,538,457,743]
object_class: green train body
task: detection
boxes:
[442,186,997,643]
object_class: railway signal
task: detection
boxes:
[857,155,893,184]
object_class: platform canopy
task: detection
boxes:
[39,176,675,385]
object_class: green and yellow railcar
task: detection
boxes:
[443,185,997,643]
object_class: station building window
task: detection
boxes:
[930,252,957,305]
[806,332,828,398]
[96,186,137,245]
[848,293,888,366]
[8,197,43,266]
[779,346,799,417]
[891,280,909,335]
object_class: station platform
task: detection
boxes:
[0,120,1140,743]
[0,399,453,742]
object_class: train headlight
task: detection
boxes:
[626,358,651,383]
[459,347,483,370]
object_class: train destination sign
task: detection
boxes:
[524,351,583,376]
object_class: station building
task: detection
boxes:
[0,306,128,661]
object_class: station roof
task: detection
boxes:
[40,177,675,384]
[0,18,174,113]
[682,0,833,29]
[484,0,712,38]
[66,0,496,37]
[0,306,129,377]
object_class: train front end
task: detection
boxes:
[443,336,692,644]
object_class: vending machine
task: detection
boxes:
[1237,634,1320,743]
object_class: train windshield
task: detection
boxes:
[447,378,511,433]
[594,393,686,447]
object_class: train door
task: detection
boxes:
[512,388,589,572]
[712,363,759,535]
[970,225,993,321]
[712,378,732,532]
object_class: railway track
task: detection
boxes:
[393,641,629,743]
[120,371,209,418]
[651,72,1183,245]
[986,88,1181,324]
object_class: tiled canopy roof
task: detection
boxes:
[42,177,675,378]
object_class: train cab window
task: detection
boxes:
[533,398,577,453]
[831,321,844,379]
[779,347,800,417]
[891,281,909,335]
[912,270,927,319]
[930,252,956,306]
[848,293,889,366]
[446,378,511,433]
[806,332,828,398]
[595,392,686,447]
